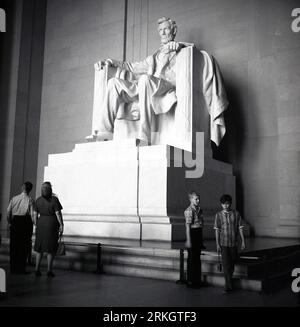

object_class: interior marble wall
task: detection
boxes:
[0,0,46,228]
[1,0,299,237]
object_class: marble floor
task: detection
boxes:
[0,263,299,307]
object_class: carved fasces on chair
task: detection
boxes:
[90,62,106,137]
[89,62,137,139]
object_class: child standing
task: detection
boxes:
[214,194,245,294]
[184,191,204,288]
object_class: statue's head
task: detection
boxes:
[157,17,177,44]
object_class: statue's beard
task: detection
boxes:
[160,35,174,44]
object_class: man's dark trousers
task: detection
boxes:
[10,215,33,273]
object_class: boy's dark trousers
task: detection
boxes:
[221,246,238,290]
[10,215,33,273]
[187,227,202,285]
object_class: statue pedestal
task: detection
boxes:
[44,136,235,242]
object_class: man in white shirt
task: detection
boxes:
[7,181,35,274]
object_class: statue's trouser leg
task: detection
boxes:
[137,75,157,142]
[99,77,138,136]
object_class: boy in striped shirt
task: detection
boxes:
[214,194,245,294]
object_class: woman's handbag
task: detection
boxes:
[57,235,66,255]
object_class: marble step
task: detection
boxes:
[0,239,261,290]
[0,252,264,292]
[203,273,262,292]
[101,248,250,276]
[103,263,179,281]
[2,237,295,292]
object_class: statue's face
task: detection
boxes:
[158,21,174,44]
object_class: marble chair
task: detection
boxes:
[87,45,210,152]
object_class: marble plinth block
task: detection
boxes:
[44,136,235,241]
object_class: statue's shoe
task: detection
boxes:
[136,138,150,146]
[85,134,97,142]
[86,131,113,142]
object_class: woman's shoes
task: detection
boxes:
[186,281,202,289]
[222,288,233,294]
[35,270,42,277]
[47,271,55,277]
[35,270,55,277]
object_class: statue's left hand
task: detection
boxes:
[168,41,182,52]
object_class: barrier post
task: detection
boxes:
[176,249,186,284]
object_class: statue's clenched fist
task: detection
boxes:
[167,41,181,52]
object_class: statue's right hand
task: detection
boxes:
[94,61,104,70]
[94,60,112,70]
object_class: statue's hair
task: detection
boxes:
[157,16,177,37]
